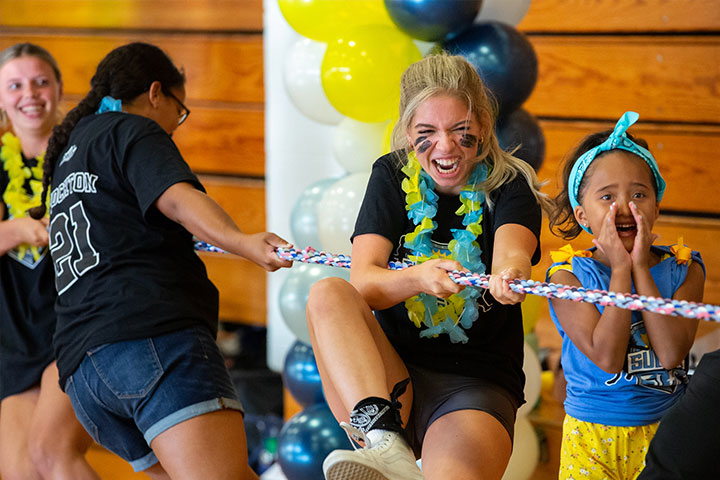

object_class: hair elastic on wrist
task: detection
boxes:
[568,111,666,234]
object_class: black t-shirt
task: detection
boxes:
[0,149,56,398]
[352,152,542,403]
[49,113,218,389]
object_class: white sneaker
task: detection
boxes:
[323,423,425,480]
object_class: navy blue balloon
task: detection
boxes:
[496,108,545,171]
[277,403,351,480]
[283,341,325,408]
[384,0,483,42]
[443,22,538,113]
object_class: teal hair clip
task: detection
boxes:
[96,96,122,114]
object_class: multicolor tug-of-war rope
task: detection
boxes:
[194,242,720,323]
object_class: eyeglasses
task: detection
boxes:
[165,90,191,126]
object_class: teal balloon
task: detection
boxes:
[278,263,351,345]
[277,403,351,480]
[283,341,325,407]
[290,177,338,249]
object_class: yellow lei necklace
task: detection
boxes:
[1,131,46,260]
[401,150,488,344]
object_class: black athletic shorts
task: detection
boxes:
[403,363,520,455]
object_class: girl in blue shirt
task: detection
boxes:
[546,111,705,480]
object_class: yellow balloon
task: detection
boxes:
[321,26,421,123]
[278,0,393,42]
[382,117,398,154]
[521,293,541,334]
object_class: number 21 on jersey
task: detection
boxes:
[50,200,100,294]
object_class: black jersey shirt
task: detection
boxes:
[49,113,218,389]
[352,152,542,404]
[0,150,56,398]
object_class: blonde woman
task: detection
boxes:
[307,53,550,480]
[0,43,100,480]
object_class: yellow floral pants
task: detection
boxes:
[559,414,659,480]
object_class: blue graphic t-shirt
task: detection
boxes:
[547,245,704,426]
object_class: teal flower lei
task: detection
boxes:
[401,150,488,344]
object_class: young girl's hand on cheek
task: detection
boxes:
[629,200,658,270]
[592,202,631,270]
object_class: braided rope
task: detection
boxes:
[194,242,720,322]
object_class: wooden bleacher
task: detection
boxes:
[1,1,719,478]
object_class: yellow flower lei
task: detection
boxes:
[401,151,488,344]
[1,132,47,260]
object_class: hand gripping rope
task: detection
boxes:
[194,242,720,322]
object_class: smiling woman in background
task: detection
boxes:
[0,42,100,480]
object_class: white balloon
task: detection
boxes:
[413,39,437,57]
[502,416,540,480]
[278,263,351,344]
[284,38,343,125]
[290,177,339,248]
[332,118,387,174]
[317,172,371,255]
[475,0,531,26]
[518,341,542,417]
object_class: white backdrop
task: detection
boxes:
[263,0,344,371]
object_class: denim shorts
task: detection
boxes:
[404,363,519,454]
[65,326,243,472]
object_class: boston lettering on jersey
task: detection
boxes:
[50,172,98,209]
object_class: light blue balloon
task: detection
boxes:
[278,263,350,344]
[290,177,338,249]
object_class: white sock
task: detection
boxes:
[366,428,391,445]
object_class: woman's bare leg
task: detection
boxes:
[28,362,100,479]
[0,388,42,480]
[150,409,258,480]
[421,410,512,480]
[306,277,412,424]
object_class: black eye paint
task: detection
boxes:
[459,134,478,148]
[414,136,428,146]
[417,139,432,154]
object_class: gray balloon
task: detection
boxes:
[290,177,339,249]
[278,263,351,344]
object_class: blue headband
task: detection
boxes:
[96,96,122,114]
[568,111,665,233]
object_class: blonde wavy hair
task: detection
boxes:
[390,52,551,213]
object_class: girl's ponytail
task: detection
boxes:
[28,88,105,219]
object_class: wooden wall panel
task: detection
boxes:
[175,107,265,176]
[519,0,720,33]
[57,100,264,176]
[0,33,264,104]
[197,175,266,325]
[200,253,267,325]
[526,36,720,123]
[0,0,263,31]
[537,120,720,215]
[200,175,265,232]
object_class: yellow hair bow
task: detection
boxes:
[550,244,592,264]
[670,237,692,265]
